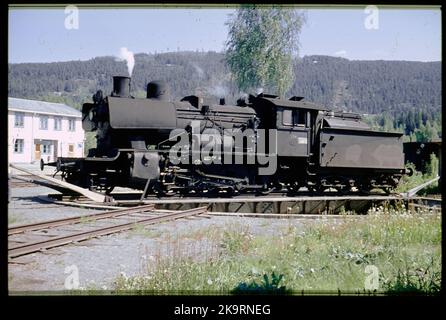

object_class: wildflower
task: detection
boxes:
[310,268,315,273]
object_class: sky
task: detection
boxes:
[8,6,441,63]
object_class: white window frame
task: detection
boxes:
[40,115,48,130]
[14,139,24,153]
[54,117,62,131]
[14,112,24,128]
[42,143,52,155]
[68,118,75,131]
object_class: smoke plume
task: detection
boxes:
[117,47,135,77]
[192,63,204,79]
[207,84,229,98]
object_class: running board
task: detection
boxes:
[9,164,113,203]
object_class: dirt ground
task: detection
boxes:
[8,184,323,293]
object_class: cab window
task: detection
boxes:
[283,109,293,126]
[282,109,307,127]
[296,110,306,126]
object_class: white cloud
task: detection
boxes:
[334,50,347,57]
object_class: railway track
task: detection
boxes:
[8,205,208,259]
[9,166,440,215]
[8,192,439,261]
[9,178,43,188]
[46,192,403,202]
[42,192,410,215]
[8,204,155,236]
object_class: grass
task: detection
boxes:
[232,272,291,294]
[8,215,21,225]
[78,215,96,225]
[112,206,441,295]
[181,224,221,241]
[396,155,440,195]
[128,224,163,238]
[418,183,440,197]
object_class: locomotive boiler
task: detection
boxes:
[42,75,411,196]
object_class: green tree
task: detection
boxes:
[425,153,439,178]
[415,121,436,142]
[382,113,394,132]
[225,6,306,97]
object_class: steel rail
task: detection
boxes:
[127,194,405,204]
[8,204,155,236]
[10,174,70,193]
[8,206,207,258]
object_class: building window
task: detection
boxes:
[40,115,48,130]
[68,119,75,131]
[14,112,24,128]
[54,117,62,131]
[14,139,24,153]
[68,144,74,153]
[42,143,52,155]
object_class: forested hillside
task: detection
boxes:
[8,52,442,141]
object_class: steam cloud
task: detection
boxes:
[117,47,135,77]
[207,84,229,98]
[192,64,204,78]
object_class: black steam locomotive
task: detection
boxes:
[42,76,410,196]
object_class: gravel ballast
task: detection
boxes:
[8,185,324,293]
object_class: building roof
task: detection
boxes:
[8,97,81,117]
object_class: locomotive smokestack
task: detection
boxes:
[112,76,131,98]
[147,81,170,101]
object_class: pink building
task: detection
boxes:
[8,97,85,163]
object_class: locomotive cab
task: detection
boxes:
[250,94,327,158]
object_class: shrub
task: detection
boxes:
[231,272,291,294]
